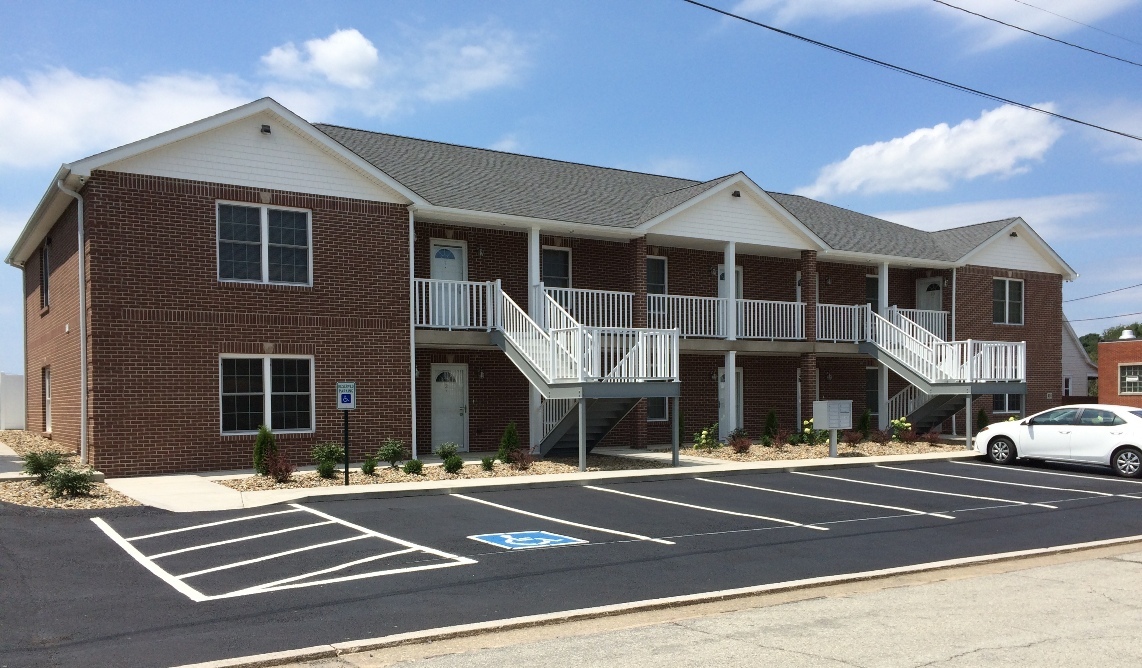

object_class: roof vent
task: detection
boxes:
[260,124,271,135]
[731,190,741,197]
[1009,231,1018,237]
[1121,330,1137,340]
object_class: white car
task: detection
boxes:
[975,404,1142,477]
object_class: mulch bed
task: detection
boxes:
[0,430,139,509]
[681,439,962,462]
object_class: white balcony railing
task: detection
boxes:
[648,295,727,338]
[737,299,805,340]
[545,286,633,329]
[889,307,948,341]
[413,278,497,330]
[817,304,866,343]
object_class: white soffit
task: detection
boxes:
[960,219,1076,278]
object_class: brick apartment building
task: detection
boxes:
[1098,334,1142,409]
[5,98,1077,476]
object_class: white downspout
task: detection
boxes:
[527,226,542,450]
[951,267,957,342]
[408,208,417,459]
[878,262,889,429]
[56,180,87,465]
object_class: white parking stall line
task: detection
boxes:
[878,465,1118,497]
[124,509,305,541]
[451,493,677,544]
[695,477,957,520]
[583,485,829,531]
[792,471,1058,509]
[146,521,335,559]
[220,548,419,597]
[177,535,371,579]
[218,557,472,598]
[953,460,1142,487]
[290,503,478,564]
[91,518,209,603]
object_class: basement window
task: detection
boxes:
[218,203,311,286]
[221,356,314,433]
[992,393,1023,415]
[647,397,668,422]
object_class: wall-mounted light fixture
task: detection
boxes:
[260,124,271,135]
[826,277,833,285]
[710,266,719,277]
[826,373,833,381]
[478,370,485,380]
[477,247,485,258]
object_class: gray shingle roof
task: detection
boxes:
[315,123,1020,263]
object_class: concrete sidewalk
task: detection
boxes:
[104,448,978,512]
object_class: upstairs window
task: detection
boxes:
[993,278,1023,325]
[39,240,50,309]
[542,247,571,288]
[647,257,667,295]
[218,203,311,285]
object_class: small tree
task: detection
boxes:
[976,408,990,434]
[497,422,521,463]
[764,410,779,440]
[253,425,277,475]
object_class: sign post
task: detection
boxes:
[337,382,356,486]
[813,400,853,458]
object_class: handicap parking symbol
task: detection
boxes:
[468,531,587,550]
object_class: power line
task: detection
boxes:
[1064,281,1142,302]
[1067,310,1142,323]
[1005,0,1142,48]
[932,0,1142,69]
[680,0,1142,143]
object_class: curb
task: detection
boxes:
[171,532,1142,668]
[0,470,105,483]
[243,451,981,508]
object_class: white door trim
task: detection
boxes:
[430,363,469,452]
[430,239,468,281]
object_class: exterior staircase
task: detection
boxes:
[538,397,641,457]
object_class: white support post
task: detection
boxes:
[578,398,588,472]
[724,241,737,341]
[722,350,737,441]
[671,395,680,467]
[965,395,973,451]
[408,209,418,460]
[879,261,889,317]
[528,226,542,450]
[951,268,958,342]
[879,363,889,430]
[877,262,890,431]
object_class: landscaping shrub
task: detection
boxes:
[442,455,464,474]
[760,434,773,448]
[435,442,460,461]
[377,438,405,468]
[871,428,892,445]
[45,467,94,498]
[898,428,918,443]
[775,427,795,446]
[497,422,521,463]
[842,430,864,447]
[360,456,378,476]
[858,409,872,438]
[312,441,344,466]
[22,450,64,481]
[802,418,827,446]
[693,422,720,450]
[976,409,990,434]
[889,417,913,441]
[480,456,496,471]
[264,451,295,483]
[727,428,751,454]
[923,431,943,446]
[508,448,534,471]
[252,425,277,476]
[763,410,779,440]
[316,461,337,479]
[403,459,424,475]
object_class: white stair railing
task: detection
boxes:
[892,307,948,341]
[817,304,866,342]
[586,328,679,382]
[648,295,727,338]
[542,397,578,439]
[545,286,633,329]
[888,384,929,421]
[737,300,805,340]
[497,287,580,383]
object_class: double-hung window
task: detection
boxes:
[220,356,314,433]
[992,278,1023,325]
[992,393,1023,414]
[647,256,667,319]
[541,247,571,288]
[1121,365,1142,395]
[218,203,311,285]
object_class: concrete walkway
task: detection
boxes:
[0,440,23,475]
[104,449,978,513]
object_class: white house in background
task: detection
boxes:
[0,373,26,430]
[1062,320,1097,397]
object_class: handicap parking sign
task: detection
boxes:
[468,531,587,550]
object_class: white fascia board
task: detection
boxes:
[4,165,75,267]
[817,248,957,269]
[410,204,636,240]
[633,173,830,251]
[957,218,1078,280]
[70,97,425,206]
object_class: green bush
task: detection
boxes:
[693,422,720,450]
[480,456,496,471]
[252,425,277,475]
[764,410,779,440]
[402,459,424,475]
[22,450,64,481]
[497,422,521,463]
[360,456,378,476]
[312,441,344,466]
[316,460,337,479]
[858,409,872,438]
[45,467,94,498]
[435,442,460,460]
[976,408,990,434]
[377,438,405,468]
[443,455,464,474]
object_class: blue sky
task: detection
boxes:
[2,0,1141,373]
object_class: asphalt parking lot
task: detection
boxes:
[5,458,1142,668]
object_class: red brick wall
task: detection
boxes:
[23,201,82,450]
[81,171,412,476]
[414,223,528,304]
[818,261,870,306]
[1098,340,1142,409]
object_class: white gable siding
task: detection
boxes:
[1062,323,1097,395]
[650,188,811,249]
[967,232,1059,274]
[104,112,407,203]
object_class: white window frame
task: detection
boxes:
[216,201,313,287]
[429,238,469,281]
[646,255,668,295]
[646,397,668,422]
[865,365,879,420]
[1121,363,1142,395]
[992,278,1024,326]
[42,366,51,433]
[219,354,316,435]
[1063,376,1072,397]
[40,240,50,309]
[993,393,1023,414]
[865,274,879,313]
[541,245,572,288]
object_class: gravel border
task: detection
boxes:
[682,440,960,462]
[0,430,75,456]
[0,430,139,510]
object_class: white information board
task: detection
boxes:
[813,400,852,430]
[336,382,357,411]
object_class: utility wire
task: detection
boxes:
[681,0,1142,143]
[931,0,1142,68]
[1067,310,1142,322]
[1064,281,1142,302]
[1005,0,1142,48]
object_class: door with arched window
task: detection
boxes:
[430,364,468,452]
[430,241,468,327]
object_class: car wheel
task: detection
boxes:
[1112,447,1142,478]
[987,437,1016,465]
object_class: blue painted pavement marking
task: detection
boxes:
[468,531,587,550]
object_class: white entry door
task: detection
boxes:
[431,364,469,452]
[718,366,744,430]
[916,278,943,311]
[430,241,468,327]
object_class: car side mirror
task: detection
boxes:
[1021,419,1031,426]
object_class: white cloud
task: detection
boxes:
[874,193,1108,240]
[261,29,380,89]
[0,68,247,169]
[413,26,528,103]
[796,105,1063,198]
[488,134,521,152]
[1078,100,1142,163]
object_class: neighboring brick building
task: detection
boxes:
[5,99,1078,476]
[1098,335,1142,409]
